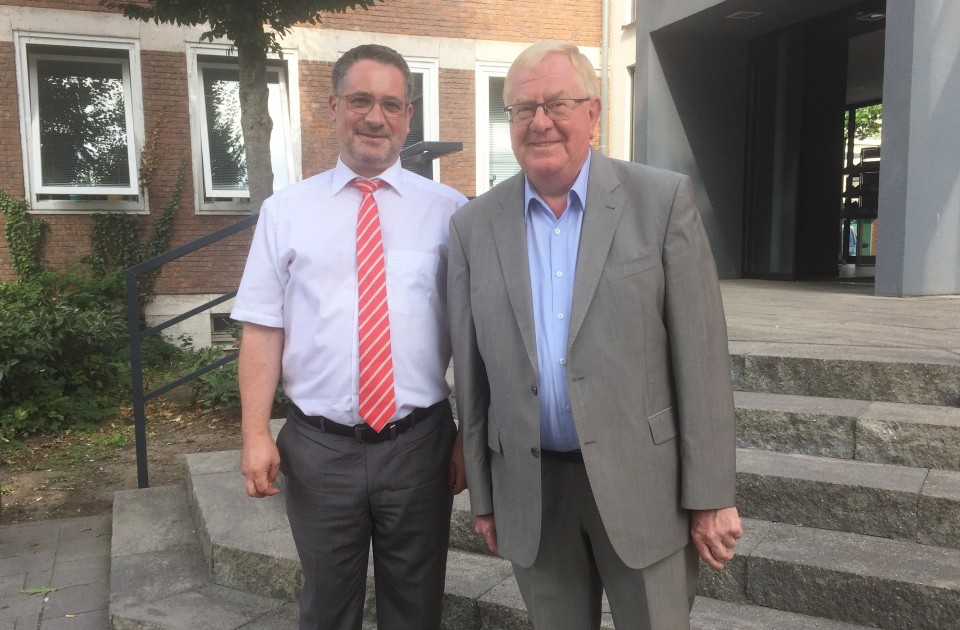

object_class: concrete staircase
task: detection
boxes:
[109,350,960,629]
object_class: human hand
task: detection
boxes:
[449,431,467,495]
[690,507,743,570]
[241,432,281,498]
[474,513,498,556]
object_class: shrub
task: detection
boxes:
[0,272,128,442]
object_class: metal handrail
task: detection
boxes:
[125,213,258,488]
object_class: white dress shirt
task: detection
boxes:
[232,158,468,425]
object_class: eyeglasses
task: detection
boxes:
[504,97,592,124]
[339,93,408,118]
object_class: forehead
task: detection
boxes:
[506,53,582,102]
[341,59,406,96]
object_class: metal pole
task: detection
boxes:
[125,269,150,488]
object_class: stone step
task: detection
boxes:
[112,489,871,630]
[736,448,960,548]
[730,350,960,406]
[109,484,291,629]
[735,391,960,470]
[699,518,960,630]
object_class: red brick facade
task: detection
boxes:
[0,1,601,293]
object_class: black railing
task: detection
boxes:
[125,214,258,488]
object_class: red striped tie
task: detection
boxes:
[351,177,397,432]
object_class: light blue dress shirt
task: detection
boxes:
[524,151,592,452]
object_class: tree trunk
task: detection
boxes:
[237,41,274,213]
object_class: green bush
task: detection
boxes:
[0,272,128,442]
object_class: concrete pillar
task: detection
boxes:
[876,1,960,296]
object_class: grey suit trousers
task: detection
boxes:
[277,403,456,630]
[512,457,698,630]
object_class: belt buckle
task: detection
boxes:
[354,425,366,443]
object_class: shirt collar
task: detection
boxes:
[524,149,592,218]
[332,157,406,196]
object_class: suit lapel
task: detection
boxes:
[491,174,539,375]
[568,153,624,350]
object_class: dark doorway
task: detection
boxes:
[742,0,885,280]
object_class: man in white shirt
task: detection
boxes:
[232,44,467,630]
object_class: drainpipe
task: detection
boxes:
[600,0,610,154]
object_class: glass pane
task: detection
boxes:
[36,58,131,188]
[267,79,289,191]
[203,67,248,191]
[489,76,520,187]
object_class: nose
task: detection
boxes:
[363,102,387,125]
[529,104,553,131]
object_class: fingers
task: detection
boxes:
[690,507,743,570]
[244,469,280,498]
[474,515,499,556]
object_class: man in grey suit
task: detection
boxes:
[448,41,742,629]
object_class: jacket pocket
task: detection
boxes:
[487,424,503,453]
[604,252,660,282]
[647,406,677,444]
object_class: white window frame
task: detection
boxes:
[15,32,145,214]
[404,57,440,180]
[186,42,302,214]
[475,62,514,195]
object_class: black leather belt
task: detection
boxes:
[290,400,448,443]
[541,448,584,464]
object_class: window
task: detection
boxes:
[401,58,439,180]
[187,44,301,213]
[476,63,521,194]
[16,34,144,212]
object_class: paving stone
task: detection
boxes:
[0,549,56,579]
[856,402,960,470]
[50,555,109,588]
[736,448,926,539]
[0,573,25,596]
[746,521,960,629]
[40,580,109,617]
[38,607,109,630]
[734,391,859,458]
[0,589,44,621]
[918,469,960,549]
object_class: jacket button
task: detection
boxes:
[532,385,538,395]
[531,448,540,458]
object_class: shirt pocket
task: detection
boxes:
[386,250,439,317]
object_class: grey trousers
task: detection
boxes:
[277,403,456,630]
[512,457,698,630]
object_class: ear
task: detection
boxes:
[588,96,602,140]
[329,94,338,121]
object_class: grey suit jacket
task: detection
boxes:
[448,151,736,569]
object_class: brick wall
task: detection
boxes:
[0,42,23,282]
[0,1,600,291]
[438,68,476,198]
[315,0,601,46]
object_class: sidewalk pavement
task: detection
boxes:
[0,514,111,630]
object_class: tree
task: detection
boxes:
[854,104,882,141]
[105,0,383,211]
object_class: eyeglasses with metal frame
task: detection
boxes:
[504,97,592,124]
[339,93,409,118]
